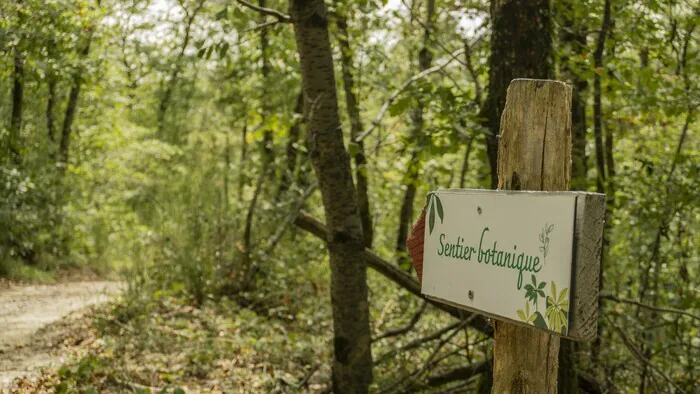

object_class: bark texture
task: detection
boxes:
[481,0,551,188]
[337,14,373,248]
[493,79,572,393]
[289,1,373,391]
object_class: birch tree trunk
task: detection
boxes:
[289,0,373,391]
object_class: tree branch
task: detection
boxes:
[373,301,428,342]
[601,293,700,322]
[236,0,291,23]
[426,359,489,387]
[294,211,493,335]
[604,314,686,393]
[354,48,466,143]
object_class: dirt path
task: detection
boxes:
[0,281,121,389]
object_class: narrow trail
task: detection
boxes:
[0,281,121,389]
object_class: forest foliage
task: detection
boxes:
[1,0,698,392]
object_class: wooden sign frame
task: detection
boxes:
[420,189,605,342]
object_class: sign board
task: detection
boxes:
[420,189,605,340]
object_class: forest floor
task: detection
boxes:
[0,281,121,390]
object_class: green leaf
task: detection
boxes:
[348,142,360,157]
[532,274,537,286]
[538,281,546,289]
[525,284,534,291]
[435,196,444,223]
[215,6,228,20]
[538,290,545,298]
[389,96,411,116]
[219,42,230,58]
[429,200,435,235]
[517,309,526,321]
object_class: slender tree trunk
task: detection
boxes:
[47,77,57,143]
[591,0,611,366]
[259,0,274,165]
[239,122,248,200]
[480,0,551,189]
[9,37,24,165]
[224,132,231,212]
[277,91,304,199]
[458,137,474,189]
[58,5,99,168]
[593,0,611,194]
[561,22,588,191]
[337,14,373,248]
[396,0,435,267]
[289,0,373,391]
[557,14,588,392]
[157,0,204,139]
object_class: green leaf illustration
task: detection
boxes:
[435,195,444,223]
[545,281,569,333]
[429,199,436,235]
[533,312,548,329]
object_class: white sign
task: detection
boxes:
[421,189,577,335]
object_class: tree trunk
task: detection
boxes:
[278,90,304,198]
[592,0,611,194]
[591,0,611,366]
[58,10,98,168]
[396,0,435,267]
[337,14,373,248]
[557,13,588,392]
[493,79,572,394]
[458,137,474,188]
[289,1,373,391]
[480,0,552,189]
[560,20,588,191]
[9,36,24,165]
[157,0,204,139]
[239,122,248,200]
[259,0,274,166]
[47,77,57,143]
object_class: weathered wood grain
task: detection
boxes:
[569,193,606,340]
[492,79,571,394]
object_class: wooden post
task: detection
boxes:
[492,79,573,393]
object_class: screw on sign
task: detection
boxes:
[406,80,606,393]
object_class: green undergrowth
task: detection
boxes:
[12,291,333,393]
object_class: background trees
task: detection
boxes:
[1,0,698,392]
